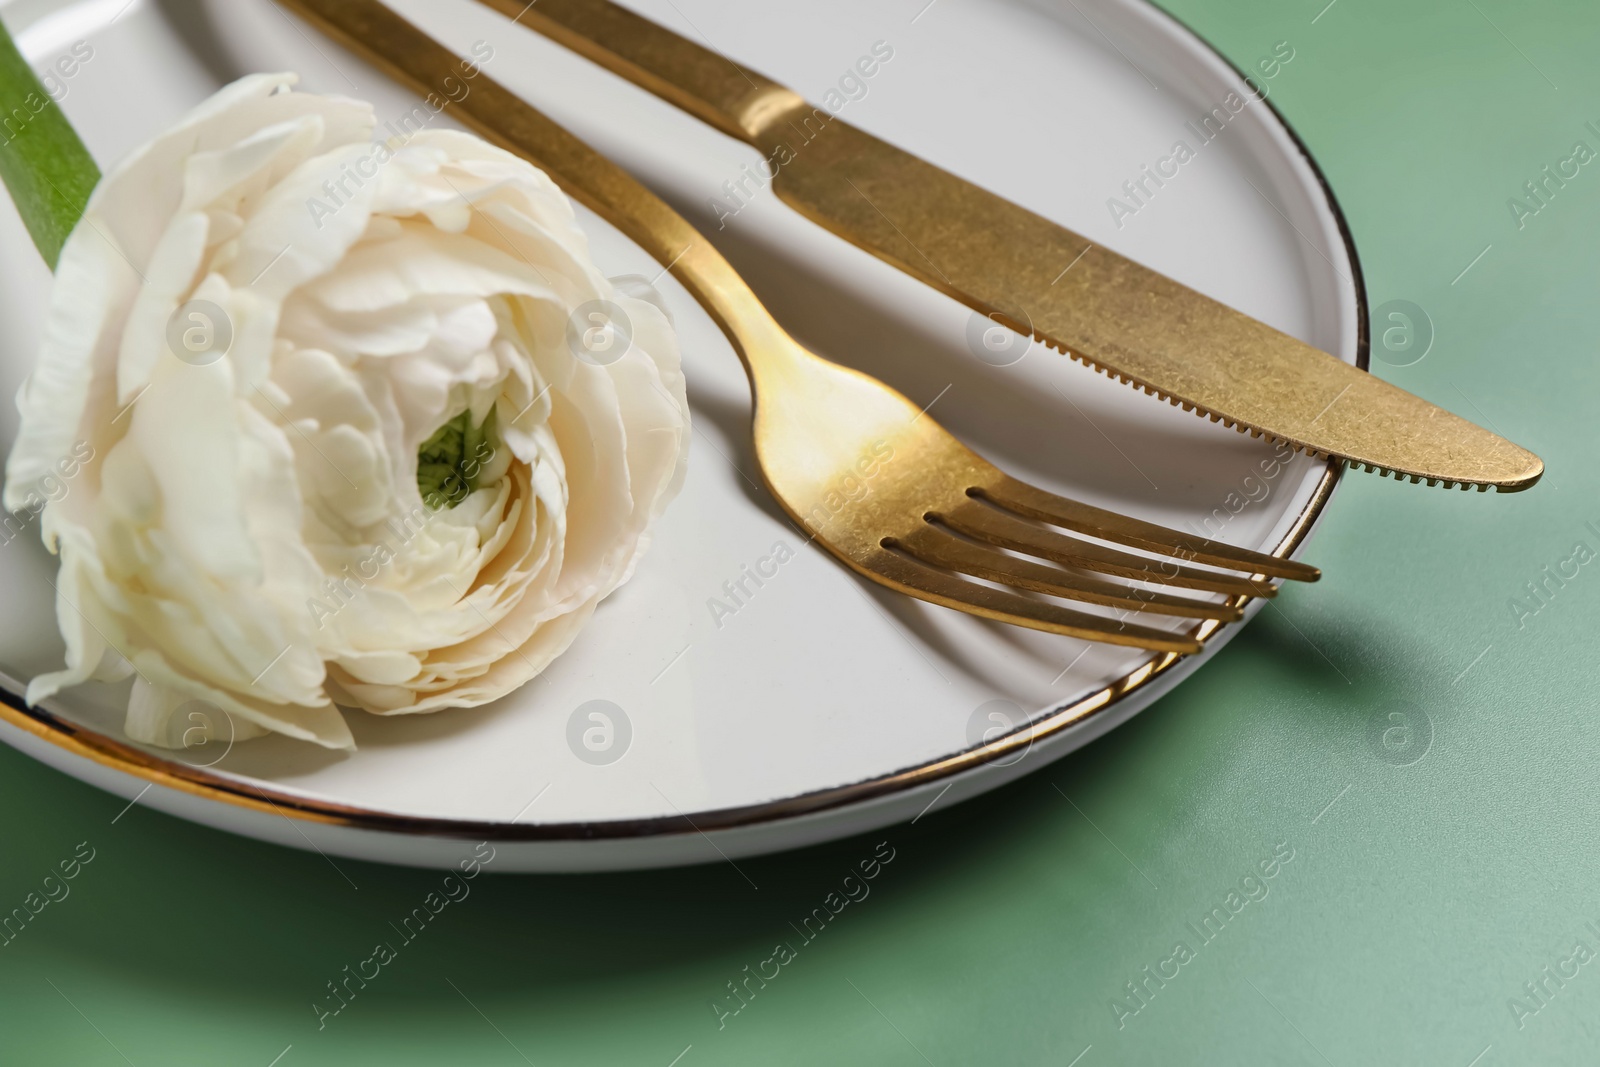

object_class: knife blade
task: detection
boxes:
[472,0,1541,492]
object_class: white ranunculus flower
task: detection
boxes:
[2,73,690,749]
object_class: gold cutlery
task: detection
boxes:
[471,0,1542,494]
[279,0,1321,655]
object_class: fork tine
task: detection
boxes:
[867,551,1203,653]
[894,527,1242,621]
[940,500,1278,598]
[973,475,1320,582]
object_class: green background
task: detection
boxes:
[2,0,1597,1063]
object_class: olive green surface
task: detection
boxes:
[1,1,1596,1064]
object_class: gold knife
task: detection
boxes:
[467,0,1541,492]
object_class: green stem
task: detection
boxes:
[0,14,100,270]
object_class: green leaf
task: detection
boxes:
[0,15,101,270]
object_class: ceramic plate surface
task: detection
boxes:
[0,0,1362,870]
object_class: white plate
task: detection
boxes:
[0,0,1361,870]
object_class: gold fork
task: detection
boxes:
[281,0,1320,656]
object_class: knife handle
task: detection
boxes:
[479,0,796,146]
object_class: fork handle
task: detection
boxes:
[475,0,797,146]
[279,0,800,386]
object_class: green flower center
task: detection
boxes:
[417,407,498,509]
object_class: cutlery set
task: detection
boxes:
[279,0,1540,653]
